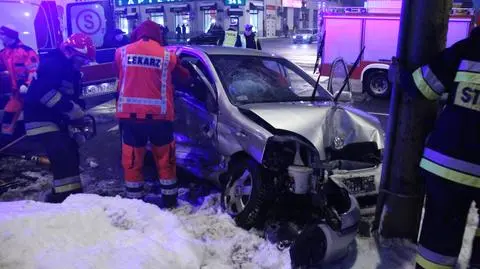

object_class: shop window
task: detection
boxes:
[204,10,217,33]
[150,13,165,26]
[249,10,258,32]
[118,17,129,34]
[175,14,190,34]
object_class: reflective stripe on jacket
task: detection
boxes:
[223,30,238,47]
[0,42,38,94]
[411,28,480,188]
[115,40,176,121]
[24,49,84,136]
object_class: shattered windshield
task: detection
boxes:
[210,55,331,105]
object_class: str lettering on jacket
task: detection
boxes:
[455,82,480,111]
[127,54,162,69]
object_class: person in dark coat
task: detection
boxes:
[181,24,187,40]
[176,25,181,42]
[104,29,129,48]
[239,24,262,50]
[163,25,169,45]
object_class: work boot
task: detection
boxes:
[162,193,178,209]
[142,194,177,209]
[45,188,83,203]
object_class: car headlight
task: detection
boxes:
[186,38,190,43]
[303,35,309,39]
[293,35,297,39]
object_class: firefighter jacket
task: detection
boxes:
[0,41,38,95]
[115,39,189,121]
[24,49,85,136]
[410,27,480,189]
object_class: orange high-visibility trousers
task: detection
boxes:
[121,120,176,199]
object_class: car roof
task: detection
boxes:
[178,45,282,58]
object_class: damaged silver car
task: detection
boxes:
[173,46,383,237]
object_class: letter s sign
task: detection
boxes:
[70,4,107,47]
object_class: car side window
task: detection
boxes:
[178,53,216,105]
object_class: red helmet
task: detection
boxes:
[61,33,96,61]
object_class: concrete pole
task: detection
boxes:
[374,0,452,241]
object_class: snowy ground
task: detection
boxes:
[0,101,477,268]
[0,180,477,269]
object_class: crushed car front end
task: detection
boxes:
[242,102,384,211]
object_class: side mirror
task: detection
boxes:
[335,91,352,103]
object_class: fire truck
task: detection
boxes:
[317,7,475,98]
[0,0,118,109]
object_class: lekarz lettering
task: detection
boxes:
[127,54,162,69]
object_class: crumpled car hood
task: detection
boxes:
[240,102,385,160]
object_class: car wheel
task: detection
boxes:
[364,70,391,99]
[309,37,313,44]
[221,157,272,229]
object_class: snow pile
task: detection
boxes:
[173,194,290,269]
[0,194,289,269]
[0,193,476,269]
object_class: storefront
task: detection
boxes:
[248,2,263,33]
[226,7,243,30]
[171,4,191,34]
[114,7,138,34]
[145,7,165,26]
[265,4,277,37]
[200,3,218,32]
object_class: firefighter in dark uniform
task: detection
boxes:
[24,33,96,203]
[406,27,480,269]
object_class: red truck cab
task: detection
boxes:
[317,6,474,98]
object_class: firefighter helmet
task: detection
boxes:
[61,33,96,61]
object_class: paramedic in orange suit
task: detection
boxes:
[0,26,38,137]
[115,20,191,208]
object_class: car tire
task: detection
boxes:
[364,70,392,99]
[221,157,272,229]
[309,37,313,44]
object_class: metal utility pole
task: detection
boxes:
[373,0,452,241]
